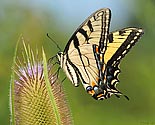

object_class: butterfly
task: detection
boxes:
[51,8,144,100]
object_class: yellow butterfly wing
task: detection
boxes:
[64,8,111,54]
[105,27,144,65]
[98,27,144,99]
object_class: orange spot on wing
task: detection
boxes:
[91,80,98,87]
[88,90,95,96]
[96,47,98,53]
[97,93,104,98]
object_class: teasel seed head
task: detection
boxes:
[10,39,73,125]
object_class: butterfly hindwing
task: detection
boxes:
[60,43,102,96]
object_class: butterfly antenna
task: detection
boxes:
[47,33,62,51]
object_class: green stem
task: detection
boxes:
[42,49,61,125]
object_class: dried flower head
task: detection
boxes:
[10,39,73,125]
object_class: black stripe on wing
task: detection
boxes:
[64,8,111,54]
[104,28,144,99]
[107,28,144,66]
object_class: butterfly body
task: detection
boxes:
[56,8,144,100]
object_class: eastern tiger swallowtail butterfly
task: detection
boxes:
[50,8,144,100]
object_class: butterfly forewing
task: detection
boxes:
[106,28,144,65]
[101,28,144,98]
[64,8,111,54]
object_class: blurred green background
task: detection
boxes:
[0,0,155,125]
